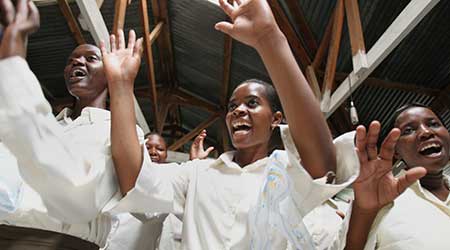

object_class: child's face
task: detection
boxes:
[225,82,280,152]
[145,134,168,163]
[395,107,450,174]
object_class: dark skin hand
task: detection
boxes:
[0,0,40,59]
[345,121,426,250]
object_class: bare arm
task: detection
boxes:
[100,29,144,195]
[215,0,334,178]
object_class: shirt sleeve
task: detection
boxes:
[104,149,193,216]
[0,57,172,223]
[279,124,360,216]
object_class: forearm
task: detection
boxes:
[344,202,378,250]
[255,30,335,177]
[109,83,143,195]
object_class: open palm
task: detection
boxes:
[215,0,280,48]
[353,121,426,210]
[100,29,143,88]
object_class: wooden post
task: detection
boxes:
[58,0,86,44]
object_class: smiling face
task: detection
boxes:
[145,134,168,163]
[63,44,107,99]
[225,81,282,152]
[394,107,450,174]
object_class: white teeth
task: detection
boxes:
[232,121,251,129]
[71,69,86,77]
[419,143,441,152]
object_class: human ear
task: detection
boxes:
[271,111,283,130]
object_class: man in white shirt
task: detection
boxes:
[0,1,170,249]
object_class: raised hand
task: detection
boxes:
[190,129,214,160]
[215,0,280,49]
[100,29,143,90]
[353,121,427,211]
[0,0,40,59]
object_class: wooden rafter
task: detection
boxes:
[58,0,85,44]
[168,113,221,151]
[321,0,344,110]
[268,0,311,69]
[345,0,368,72]
[151,0,176,86]
[325,0,441,117]
[150,21,164,45]
[140,0,159,131]
[312,11,334,71]
[284,0,318,54]
[112,0,128,34]
[305,66,322,100]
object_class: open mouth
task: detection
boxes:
[232,121,252,135]
[69,68,87,81]
[419,143,443,157]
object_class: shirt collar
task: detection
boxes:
[211,151,269,172]
[400,170,450,205]
[56,107,110,125]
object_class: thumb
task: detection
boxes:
[205,147,214,156]
[215,21,234,36]
[397,167,426,194]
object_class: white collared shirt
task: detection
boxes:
[111,127,359,250]
[364,172,450,250]
[0,57,172,246]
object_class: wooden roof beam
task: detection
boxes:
[345,0,368,73]
[112,0,129,34]
[321,0,344,111]
[140,0,159,131]
[268,0,311,69]
[151,0,177,87]
[58,0,86,44]
[168,113,220,151]
[312,11,334,70]
[324,0,441,118]
[284,0,318,55]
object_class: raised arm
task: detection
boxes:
[215,0,335,178]
[344,121,426,250]
[100,29,144,195]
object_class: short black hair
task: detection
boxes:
[388,102,445,130]
[235,79,283,114]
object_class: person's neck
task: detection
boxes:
[234,146,269,168]
[419,170,450,202]
[71,93,107,120]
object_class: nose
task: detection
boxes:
[418,124,434,141]
[148,147,158,156]
[232,103,247,117]
[71,56,86,66]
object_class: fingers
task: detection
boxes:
[14,0,28,22]
[0,0,15,25]
[234,0,242,5]
[366,121,381,160]
[396,167,426,194]
[110,34,116,52]
[23,1,39,33]
[218,0,235,18]
[355,125,368,164]
[99,39,107,56]
[198,129,207,148]
[133,37,143,58]
[128,29,136,50]
[215,21,234,36]
[117,29,125,49]
[378,128,400,163]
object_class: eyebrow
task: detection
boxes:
[229,95,260,103]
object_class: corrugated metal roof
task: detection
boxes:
[25,0,450,151]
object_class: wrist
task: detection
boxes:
[352,200,381,216]
[254,28,287,53]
